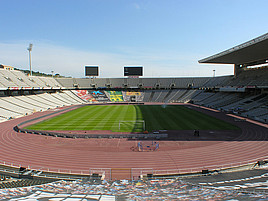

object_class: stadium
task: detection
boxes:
[0,32,267,200]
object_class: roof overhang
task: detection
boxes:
[199,33,268,65]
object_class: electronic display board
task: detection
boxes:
[124,66,143,76]
[85,66,99,76]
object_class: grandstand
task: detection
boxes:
[0,68,266,122]
[198,32,268,123]
[0,33,267,196]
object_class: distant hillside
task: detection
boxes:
[14,68,66,77]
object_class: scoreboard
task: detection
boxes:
[124,66,143,76]
[85,66,99,76]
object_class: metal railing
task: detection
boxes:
[0,156,266,181]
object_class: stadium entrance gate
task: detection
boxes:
[89,168,154,180]
[111,168,132,180]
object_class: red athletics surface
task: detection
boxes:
[0,103,267,180]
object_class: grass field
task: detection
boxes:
[25,105,239,132]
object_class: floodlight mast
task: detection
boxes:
[27,43,33,76]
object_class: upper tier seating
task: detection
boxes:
[0,69,63,88]
[56,76,235,89]
[226,67,268,87]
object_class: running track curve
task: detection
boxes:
[0,104,267,178]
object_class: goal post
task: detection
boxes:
[119,120,145,131]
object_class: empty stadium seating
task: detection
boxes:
[0,69,63,88]
[0,67,267,123]
[226,67,268,87]
[0,91,85,121]
[55,76,232,89]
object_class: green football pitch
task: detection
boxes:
[25,105,239,132]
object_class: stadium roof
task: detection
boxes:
[199,33,268,65]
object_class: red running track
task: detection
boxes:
[0,104,267,179]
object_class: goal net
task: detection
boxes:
[119,120,145,132]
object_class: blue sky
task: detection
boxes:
[0,0,268,78]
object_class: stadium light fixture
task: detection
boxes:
[27,43,33,76]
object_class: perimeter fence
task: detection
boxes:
[0,157,267,181]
